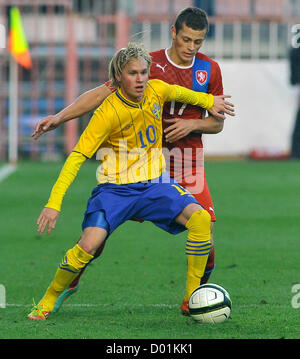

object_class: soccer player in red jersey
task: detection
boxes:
[149,10,226,314]
[32,7,234,315]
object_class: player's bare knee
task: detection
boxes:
[78,227,107,255]
[176,203,204,226]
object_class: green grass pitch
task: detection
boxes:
[0,159,300,339]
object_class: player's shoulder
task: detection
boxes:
[148,78,165,85]
[195,52,222,77]
[150,49,165,62]
[196,52,220,66]
[95,92,116,116]
[147,78,168,90]
[146,79,170,98]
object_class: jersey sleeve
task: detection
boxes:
[45,151,87,211]
[208,61,223,95]
[150,79,214,109]
[171,84,214,109]
[167,84,214,109]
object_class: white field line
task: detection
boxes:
[4,303,289,309]
[5,303,179,308]
[0,164,17,183]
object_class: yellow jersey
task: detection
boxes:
[45,79,214,211]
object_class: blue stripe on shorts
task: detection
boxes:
[82,210,109,232]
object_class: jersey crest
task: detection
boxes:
[152,102,161,119]
[196,70,208,86]
[192,58,211,93]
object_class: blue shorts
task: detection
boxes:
[82,172,199,237]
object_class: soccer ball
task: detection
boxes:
[188,284,232,324]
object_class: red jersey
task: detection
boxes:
[149,49,223,189]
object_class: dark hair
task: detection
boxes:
[174,7,209,34]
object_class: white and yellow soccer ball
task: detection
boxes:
[188,284,232,324]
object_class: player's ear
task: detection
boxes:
[115,73,121,84]
[170,25,176,41]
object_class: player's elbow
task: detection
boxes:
[214,121,224,133]
[210,118,224,134]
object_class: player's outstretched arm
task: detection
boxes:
[208,95,235,120]
[168,84,234,119]
[31,84,112,140]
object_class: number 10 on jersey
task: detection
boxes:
[138,125,157,148]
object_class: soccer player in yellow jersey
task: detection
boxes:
[28,42,230,320]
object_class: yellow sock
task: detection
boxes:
[39,244,93,311]
[184,210,212,301]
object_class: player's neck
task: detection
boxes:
[167,47,194,67]
[118,87,144,105]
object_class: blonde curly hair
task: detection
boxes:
[108,42,152,88]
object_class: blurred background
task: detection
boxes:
[0,0,300,161]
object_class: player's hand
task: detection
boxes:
[163,118,196,143]
[209,95,235,119]
[31,115,61,140]
[37,208,59,235]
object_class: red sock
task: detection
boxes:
[200,246,215,285]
